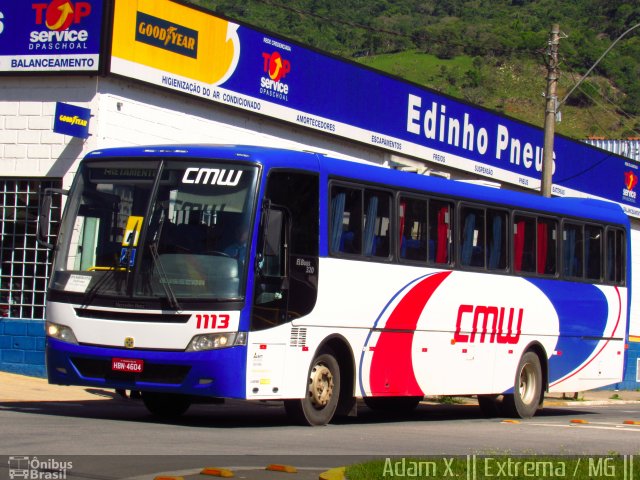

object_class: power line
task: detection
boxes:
[563,65,640,138]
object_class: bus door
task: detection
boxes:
[248,170,319,397]
[253,202,290,326]
[251,169,319,329]
[248,202,290,397]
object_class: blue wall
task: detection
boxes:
[617,341,640,390]
[0,319,46,377]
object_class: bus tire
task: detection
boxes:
[502,351,542,419]
[284,349,341,426]
[363,396,422,412]
[142,392,192,418]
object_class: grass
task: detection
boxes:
[430,395,466,405]
[356,50,637,140]
[357,50,475,90]
[561,392,584,401]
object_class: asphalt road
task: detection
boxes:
[1,396,639,462]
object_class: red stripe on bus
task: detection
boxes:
[369,271,451,396]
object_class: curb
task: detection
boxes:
[544,399,640,407]
[319,467,346,480]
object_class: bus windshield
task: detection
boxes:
[50,159,259,303]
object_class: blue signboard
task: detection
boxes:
[110,0,640,217]
[54,102,91,138]
[0,0,103,72]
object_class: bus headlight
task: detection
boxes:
[46,321,78,345]
[186,331,247,352]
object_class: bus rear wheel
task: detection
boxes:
[142,392,192,418]
[502,351,542,419]
[284,349,341,426]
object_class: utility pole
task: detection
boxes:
[541,24,560,198]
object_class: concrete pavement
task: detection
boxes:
[1,370,119,402]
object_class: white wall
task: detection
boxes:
[94,77,388,165]
[0,75,392,189]
[0,76,100,187]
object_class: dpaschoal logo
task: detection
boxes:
[623,170,638,201]
[260,51,291,101]
[8,456,73,480]
[30,1,92,50]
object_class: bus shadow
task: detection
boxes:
[0,397,604,429]
[335,402,603,425]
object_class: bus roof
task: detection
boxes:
[85,144,628,227]
[320,154,628,227]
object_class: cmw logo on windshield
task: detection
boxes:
[182,168,243,186]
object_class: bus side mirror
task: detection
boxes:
[38,188,67,249]
[257,202,289,280]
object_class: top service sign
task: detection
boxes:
[0,0,103,72]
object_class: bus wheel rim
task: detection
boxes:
[308,363,333,408]
[518,362,537,405]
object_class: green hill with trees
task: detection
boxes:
[188,0,640,140]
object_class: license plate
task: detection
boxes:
[112,358,144,373]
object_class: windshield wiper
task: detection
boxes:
[149,243,182,311]
[148,208,182,311]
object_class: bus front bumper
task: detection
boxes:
[46,338,248,398]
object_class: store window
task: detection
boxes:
[0,179,61,319]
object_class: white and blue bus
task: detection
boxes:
[42,145,630,425]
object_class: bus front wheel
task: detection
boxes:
[284,349,341,426]
[142,392,192,418]
[502,351,542,419]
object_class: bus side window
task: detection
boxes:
[363,189,391,258]
[537,217,558,275]
[429,200,453,265]
[399,196,428,262]
[585,225,603,282]
[514,214,536,273]
[330,186,362,255]
[606,228,625,284]
[563,222,584,278]
[487,209,507,270]
[460,206,485,268]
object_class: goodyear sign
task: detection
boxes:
[53,102,91,138]
[135,11,198,59]
[0,0,103,72]
[111,0,237,85]
[111,0,640,217]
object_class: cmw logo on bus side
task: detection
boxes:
[182,167,243,186]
